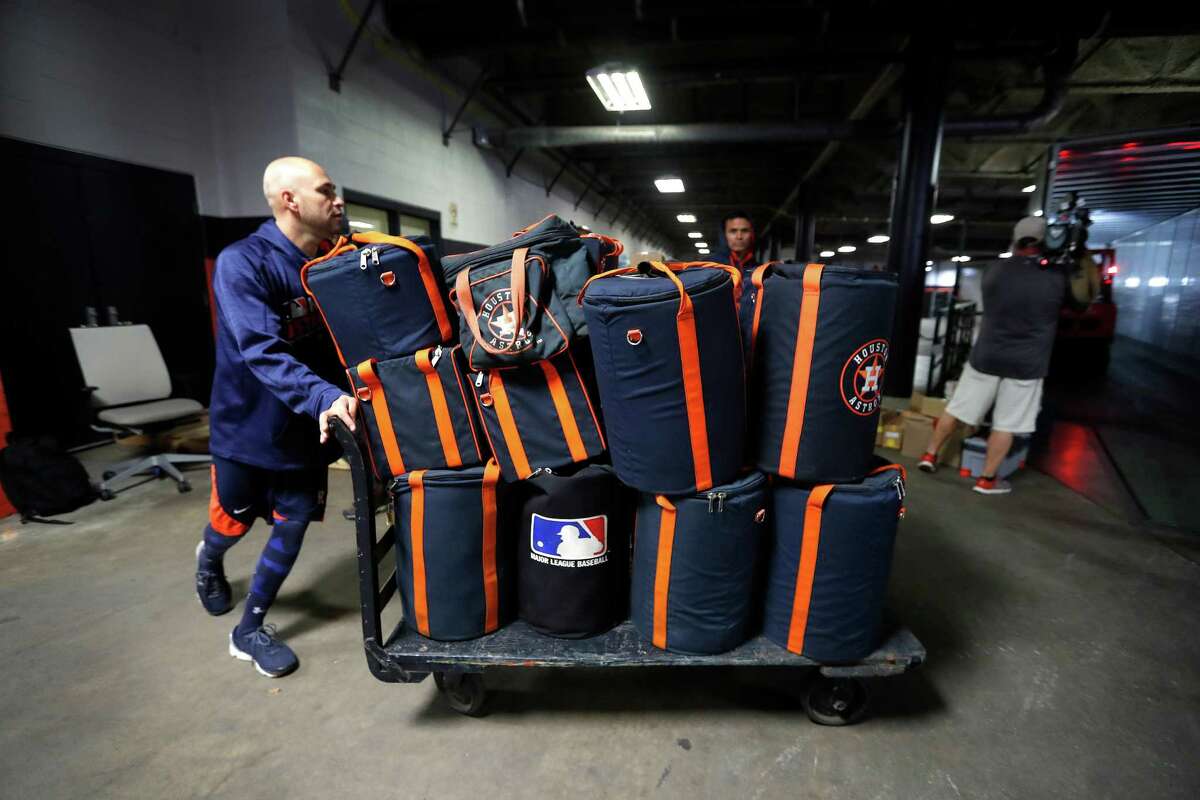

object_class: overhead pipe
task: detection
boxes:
[476,41,1078,150]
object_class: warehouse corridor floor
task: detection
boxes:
[2,449,1198,799]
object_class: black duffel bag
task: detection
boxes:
[516,463,635,638]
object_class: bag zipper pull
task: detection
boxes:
[359,250,369,270]
[894,478,905,502]
[430,345,443,368]
[718,492,727,512]
[371,248,380,266]
[474,372,484,388]
[706,492,717,513]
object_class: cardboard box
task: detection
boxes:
[910,391,949,419]
[877,410,904,450]
[901,410,970,467]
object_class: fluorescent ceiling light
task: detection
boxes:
[348,220,375,230]
[926,260,934,266]
[655,177,685,193]
[999,251,1012,259]
[1124,277,1141,288]
[1148,276,1168,287]
[837,245,856,253]
[697,248,710,254]
[951,255,971,262]
[867,235,890,244]
[930,214,955,225]
[693,241,708,248]
[925,266,932,272]
[676,214,697,223]
[820,250,836,258]
[687,232,703,238]
[1022,184,1037,193]
[586,65,651,112]
[1033,209,1044,217]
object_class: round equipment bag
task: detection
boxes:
[517,464,635,638]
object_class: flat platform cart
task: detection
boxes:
[333,421,925,725]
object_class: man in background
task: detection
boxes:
[710,212,759,275]
[194,156,357,677]
[918,216,1067,496]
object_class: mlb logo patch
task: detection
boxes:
[531,513,607,562]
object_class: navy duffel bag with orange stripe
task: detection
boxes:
[763,464,906,662]
[469,346,606,482]
[301,232,456,367]
[348,344,487,479]
[630,472,769,655]
[744,262,897,483]
[391,461,515,641]
[580,261,746,495]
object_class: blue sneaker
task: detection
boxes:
[195,542,232,616]
[229,624,299,678]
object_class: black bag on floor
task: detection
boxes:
[348,344,487,479]
[516,464,635,638]
[763,463,905,663]
[744,262,898,484]
[442,215,593,370]
[390,461,515,641]
[630,472,769,655]
[580,261,746,495]
[301,232,456,367]
[0,435,97,522]
[470,347,606,482]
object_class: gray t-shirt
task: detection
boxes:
[969,256,1067,380]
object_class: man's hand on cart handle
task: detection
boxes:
[319,395,358,444]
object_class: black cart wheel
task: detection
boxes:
[177,481,192,494]
[434,672,487,717]
[99,489,116,502]
[102,470,116,481]
[803,677,869,726]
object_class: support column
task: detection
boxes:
[794,206,816,262]
[883,47,946,398]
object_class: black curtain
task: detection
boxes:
[0,138,212,445]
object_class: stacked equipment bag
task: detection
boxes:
[763,463,906,662]
[391,461,515,641]
[469,347,606,482]
[301,232,456,368]
[517,464,635,638]
[349,344,486,479]
[441,215,594,370]
[630,472,769,654]
[580,261,746,495]
[744,262,897,484]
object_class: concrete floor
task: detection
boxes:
[2,447,1199,799]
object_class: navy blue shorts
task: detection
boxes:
[207,455,328,536]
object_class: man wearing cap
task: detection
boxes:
[918,216,1067,495]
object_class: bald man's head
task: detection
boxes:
[262,156,344,245]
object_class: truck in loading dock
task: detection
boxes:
[1054,247,1118,373]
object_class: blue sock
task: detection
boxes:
[199,524,244,572]
[235,519,308,635]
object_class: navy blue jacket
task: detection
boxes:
[709,245,758,279]
[209,220,346,470]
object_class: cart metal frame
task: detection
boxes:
[333,420,925,723]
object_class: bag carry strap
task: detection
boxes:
[455,247,533,357]
[868,462,908,483]
[352,232,455,342]
[481,459,501,633]
[486,370,533,478]
[644,261,714,492]
[408,470,431,637]
[746,261,776,372]
[300,239,360,368]
[415,348,463,468]
[777,264,824,479]
[354,359,406,477]
[787,483,834,654]
[540,358,588,463]
[578,260,741,305]
[651,495,678,650]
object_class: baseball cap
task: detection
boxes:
[1011,216,1047,250]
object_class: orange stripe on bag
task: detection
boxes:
[481,460,501,632]
[787,484,834,654]
[416,348,463,468]
[747,263,772,371]
[355,359,406,477]
[777,264,824,479]
[652,495,677,649]
[208,465,249,537]
[540,359,587,462]
[488,371,532,478]
[409,470,431,637]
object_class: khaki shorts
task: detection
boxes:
[945,362,1043,434]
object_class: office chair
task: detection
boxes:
[70,325,210,496]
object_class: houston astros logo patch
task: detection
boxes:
[840,338,889,416]
[479,288,534,352]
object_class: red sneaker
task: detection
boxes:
[917,452,937,473]
[973,477,1012,495]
